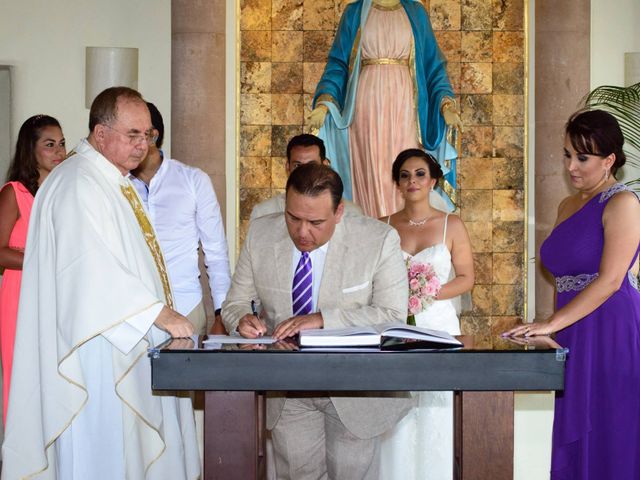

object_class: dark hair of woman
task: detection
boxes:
[565,109,626,175]
[6,115,62,196]
[392,148,444,184]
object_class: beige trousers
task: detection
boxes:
[271,397,380,480]
[186,300,207,335]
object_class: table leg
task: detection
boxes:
[455,391,514,480]
[204,391,265,480]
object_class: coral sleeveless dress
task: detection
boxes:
[0,181,34,423]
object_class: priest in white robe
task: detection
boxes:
[2,87,201,479]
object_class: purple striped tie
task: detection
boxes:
[292,252,313,316]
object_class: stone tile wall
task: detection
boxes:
[239,0,526,347]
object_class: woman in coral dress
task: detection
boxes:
[505,110,640,479]
[0,114,65,422]
[379,148,474,479]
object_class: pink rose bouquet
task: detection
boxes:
[406,259,441,325]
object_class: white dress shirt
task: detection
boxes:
[130,154,231,315]
[290,242,329,313]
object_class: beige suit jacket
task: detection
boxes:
[222,213,412,439]
[249,192,363,221]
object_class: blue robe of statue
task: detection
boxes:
[313,0,456,210]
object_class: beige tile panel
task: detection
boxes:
[492,94,523,126]
[241,0,272,30]
[272,0,303,30]
[435,31,462,62]
[493,157,524,190]
[492,62,524,95]
[240,93,272,125]
[461,0,492,31]
[473,252,493,284]
[493,221,524,253]
[492,283,523,316]
[464,220,493,252]
[493,252,523,284]
[240,125,272,156]
[303,0,335,30]
[303,62,326,94]
[470,284,492,316]
[272,94,304,125]
[493,126,523,158]
[271,62,304,93]
[271,156,289,189]
[492,31,524,63]
[461,126,493,157]
[461,190,493,221]
[460,31,492,62]
[460,62,492,94]
[241,62,272,93]
[272,31,304,62]
[492,189,524,222]
[430,0,462,31]
[492,0,524,30]
[459,157,493,189]
[241,30,272,61]
[240,157,272,188]
[460,94,493,125]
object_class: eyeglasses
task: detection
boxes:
[103,124,158,146]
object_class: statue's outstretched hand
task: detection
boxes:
[307,105,328,131]
[443,107,464,134]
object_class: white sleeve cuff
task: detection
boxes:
[102,303,164,354]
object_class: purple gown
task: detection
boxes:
[540,183,640,479]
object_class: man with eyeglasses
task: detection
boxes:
[3,87,200,479]
[130,102,230,336]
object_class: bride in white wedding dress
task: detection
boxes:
[379,148,474,479]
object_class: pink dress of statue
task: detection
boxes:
[349,5,420,218]
[0,181,34,423]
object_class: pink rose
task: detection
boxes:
[408,295,422,314]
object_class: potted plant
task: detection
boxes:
[582,82,640,190]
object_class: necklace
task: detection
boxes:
[408,213,433,227]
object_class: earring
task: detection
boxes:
[605,170,610,181]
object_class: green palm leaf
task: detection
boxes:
[582,83,640,170]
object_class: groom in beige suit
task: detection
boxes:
[222,163,411,479]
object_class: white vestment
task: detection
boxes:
[2,139,200,479]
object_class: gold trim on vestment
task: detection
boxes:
[35,300,163,479]
[114,347,167,475]
[120,183,174,309]
[361,57,409,66]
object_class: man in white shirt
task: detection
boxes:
[131,102,231,334]
[3,87,200,479]
[250,134,362,221]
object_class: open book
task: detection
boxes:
[299,323,462,350]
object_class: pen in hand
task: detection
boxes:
[251,300,265,337]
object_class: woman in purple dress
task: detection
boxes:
[505,109,640,479]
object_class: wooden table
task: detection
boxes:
[150,336,566,480]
